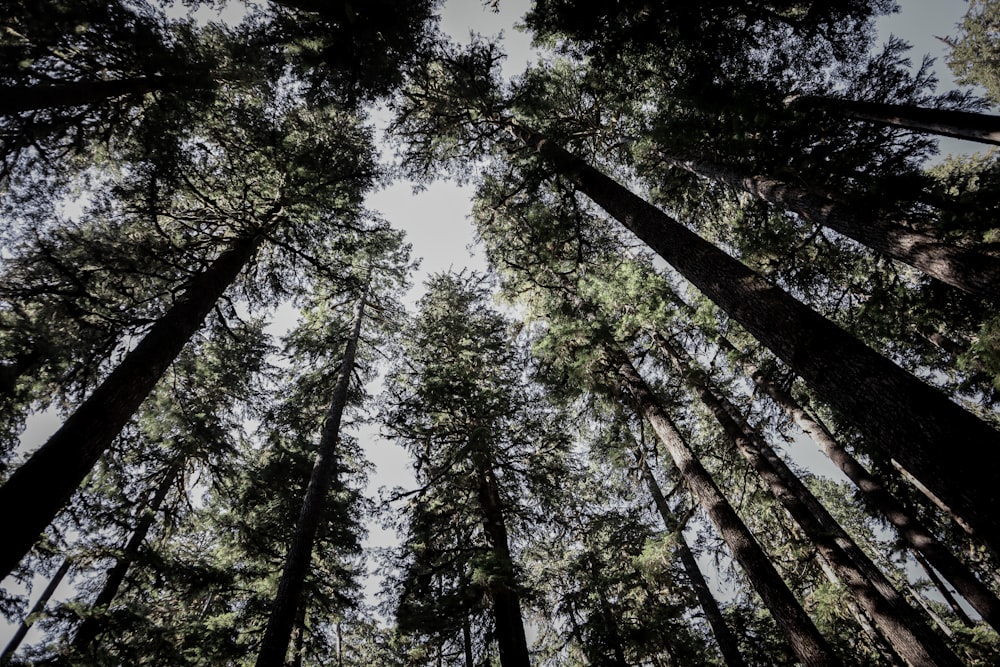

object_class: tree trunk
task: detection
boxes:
[612,353,841,667]
[761,369,1000,633]
[463,613,474,667]
[0,77,174,115]
[785,94,1000,146]
[0,558,71,664]
[695,320,1000,634]
[815,558,907,667]
[254,274,371,667]
[0,230,267,580]
[666,154,1000,298]
[585,553,629,667]
[654,334,963,667]
[633,445,748,667]
[71,461,183,653]
[506,120,1000,555]
[912,550,977,629]
[471,437,532,667]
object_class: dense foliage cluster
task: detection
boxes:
[1,1,1000,665]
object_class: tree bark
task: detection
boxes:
[463,613,474,667]
[911,550,977,629]
[693,320,1000,634]
[0,77,174,115]
[633,445,748,667]
[667,154,1000,298]
[506,119,1000,555]
[471,437,532,667]
[254,274,370,667]
[654,334,963,667]
[71,461,183,653]
[785,94,1000,146]
[0,230,267,580]
[612,354,841,667]
[0,558,71,664]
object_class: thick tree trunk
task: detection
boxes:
[683,323,1000,634]
[506,120,1000,555]
[815,558,907,667]
[0,231,266,580]
[71,461,183,653]
[667,154,1000,298]
[785,94,1000,146]
[254,276,370,667]
[0,558,71,664]
[612,354,841,667]
[0,77,174,115]
[633,446,748,667]
[471,440,532,667]
[654,335,963,667]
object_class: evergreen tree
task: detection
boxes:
[383,273,569,667]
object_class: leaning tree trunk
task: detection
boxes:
[654,334,963,667]
[471,436,532,667]
[785,94,1000,146]
[0,230,267,580]
[632,444,748,667]
[71,460,184,654]
[665,154,1000,298]
[505,119,1000,556]
[0,558,71,663]
[912,550,977,629]
[698,322,1000,634]
[0,76,177,115]
[254,274,371,667]
[611,353,841,667]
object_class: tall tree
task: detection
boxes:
[0,98,378,580]
[384,273,569,667]
[254,246,384,667]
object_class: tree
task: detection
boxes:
[945,0,1000,105]
[0,97,378,580]
[384,273,569,667]
[255,228,409,666]
[784,94,1000,145]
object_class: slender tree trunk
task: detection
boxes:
[254,275,371,667]
[654,334,963,667]
[0,230,267,580]
[611,353,841,667]
[505,120,1000,555]
[888,460,978,538]
[584,553,629,667]
[666,154,1000,298]
[471,437,532,667]
[785,94,1000,146]
[0,77,175,115]
[71,461,183,653]
[912,551,977,629]
[0,558,71,664]
[696,322,1000,633]
[633,445,748,667]
[463,613,474,667]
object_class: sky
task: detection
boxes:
[1,0,989,654]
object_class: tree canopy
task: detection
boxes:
[2,1,1000,665]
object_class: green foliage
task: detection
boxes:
[946,0,1000,104]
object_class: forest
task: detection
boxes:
[1,0,1000,665]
